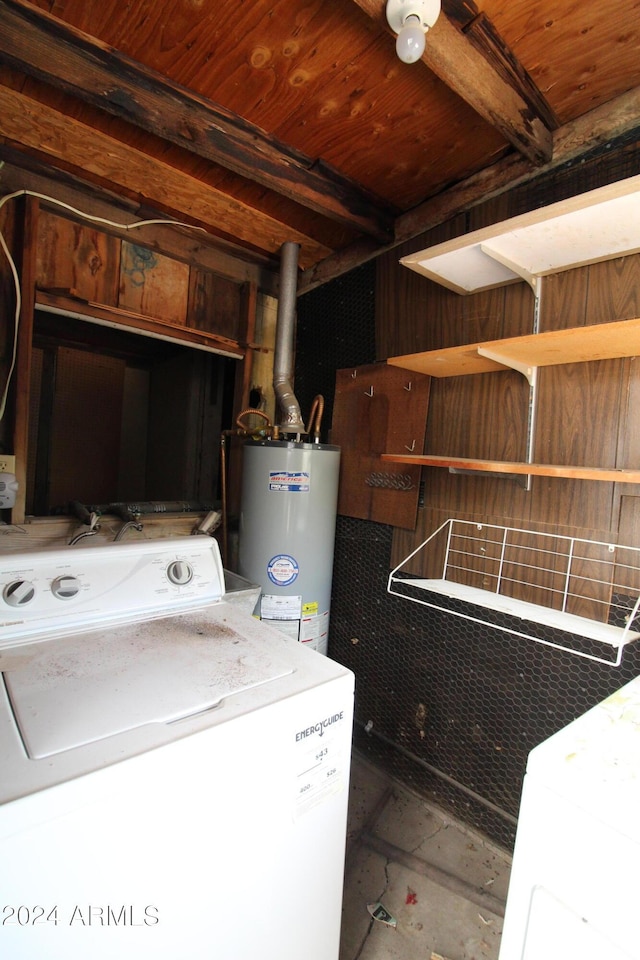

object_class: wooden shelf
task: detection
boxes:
[386,318,640,483]
[399,175,640,294]
[387,317,640,379]
[380,454,640,484]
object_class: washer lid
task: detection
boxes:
[3,604,294,759]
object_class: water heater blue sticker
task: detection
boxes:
[269,471,310,492]
[267,554,299,586]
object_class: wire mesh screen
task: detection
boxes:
[295,262,376,439]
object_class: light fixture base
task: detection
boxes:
[385,0,441,34]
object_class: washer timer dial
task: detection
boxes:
[51,575,81,600]
[3,579,36,607]
[166,560,194,586]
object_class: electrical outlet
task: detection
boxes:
[0,455,16,474]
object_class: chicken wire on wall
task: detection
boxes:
[330,517,640,849]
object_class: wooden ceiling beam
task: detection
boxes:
[0,0,396,242]
[299,86,640,293]
[0,85,333,270]
[350,0,555,166]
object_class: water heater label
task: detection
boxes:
[268,471,310,492]
[261,593,302,620]
[267,555,299,586]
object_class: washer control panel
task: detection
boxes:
[0,537,225,648]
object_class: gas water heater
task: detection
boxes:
[238,439,340,655]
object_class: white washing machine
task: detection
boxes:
[498,675,640,960]
[0,536,354,960]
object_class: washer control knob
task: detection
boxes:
[51,575,81,600]
[166,560,194,585]
[3,579,36,607]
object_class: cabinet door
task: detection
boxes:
[332,364,430,530]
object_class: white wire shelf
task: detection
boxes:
[388,519,640,666]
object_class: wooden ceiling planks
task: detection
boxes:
[1,0,640,286]
[479,0,640,123]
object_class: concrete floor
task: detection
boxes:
[341,754,511,960]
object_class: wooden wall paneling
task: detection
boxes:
[497,526,570,608]
[591,255,640,534]
[249,293,277,423]
[467,190,516,232]
[503,278,537,339]
[563,537,617,623]
[188,268,243,341]
[616,356,640,475]
[584,253,640,325]
[527,261,616,533]
[0,195,18,459]
[146,352,206,501]
[616,496,640,594]
[583,256,640,537]
[388,270,630,568]
[391,505,449,577]
[611,352,640,537]
[26,346,43,515]
[236,281,257,412]
[459,284,508,345]
[119,240,189,324]
[30,346,56,517]
[537,268,589,333]
[11,196,39,523]
[332,363,430,529]
[528,361,618,531]
[466,283,535,520]
[375,217,465,360]
[48,347,124,508]
[397,281,531,525]
[225,281,259,521]
[36,209,120,305]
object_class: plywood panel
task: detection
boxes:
[36,209,120,305]
[332,363,430,529]
[119,241,189,324]
[188,268,243,341]
[48,347,124,508]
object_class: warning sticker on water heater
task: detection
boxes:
[267,554,299,586]
[268,471,309,492]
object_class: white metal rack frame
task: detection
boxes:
[388,519,640,666]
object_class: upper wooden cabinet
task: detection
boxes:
[34,209,246,358]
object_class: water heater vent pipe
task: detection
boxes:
[273,242,305,434]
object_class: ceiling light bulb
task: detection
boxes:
[395,14,426,63]
[386,0,441,63]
